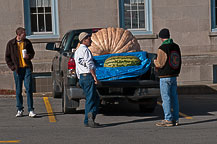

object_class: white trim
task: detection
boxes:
[120,0,152,35]
[24,0,59,39]
[26,34,59,39]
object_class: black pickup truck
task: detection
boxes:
[46,28,160,114]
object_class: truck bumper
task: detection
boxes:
[67,87,160,100]
[67,87,85,99]
[99,88,160,100]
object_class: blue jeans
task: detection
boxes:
[160,77,179,121]
[13,67,34,112]
[79,74,100,124]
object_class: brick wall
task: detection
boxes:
[0,0,217,91]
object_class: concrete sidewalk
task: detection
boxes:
[1,84,217,98]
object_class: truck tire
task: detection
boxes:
[139,98,157,113]
[52,80,61,98]
[62,85,77,114]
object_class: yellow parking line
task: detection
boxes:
[157,101,193,120]
[0,141,20,143]
[178,112,193,119]
[43,97,56,123]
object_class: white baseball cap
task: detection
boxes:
[79,32,90,42]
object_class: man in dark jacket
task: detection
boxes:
[5,27,36,118]
[154,28,182,127]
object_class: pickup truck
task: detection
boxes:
[46,28,160,114]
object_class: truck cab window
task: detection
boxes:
[59,33,69,51]
[70,34,79,50]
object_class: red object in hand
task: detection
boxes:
[24,54,29,59]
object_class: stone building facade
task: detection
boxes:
[0,0,217,90]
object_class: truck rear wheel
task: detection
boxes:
[138,98,157,113]
[52,80,61,98]
[62,85,77,114]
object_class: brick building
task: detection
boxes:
[0,0,217,91]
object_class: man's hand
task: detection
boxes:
[24,54,29,59]
[154,59,157,64]
[94,78,99,85]
[90,69,99,85]
[154,59,158,68]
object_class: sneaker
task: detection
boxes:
[156,120,173,127]
[173,120,179,126]
[29,111,36,118]
[87,113,94,127]
[87,113,102,128]
[16,110,23,117]
[85,122,102,128]
[84,122,102,128]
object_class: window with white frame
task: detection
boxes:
[119,0,152,35]
[24,0,59,38]
[211,0,217,31]
[30,0,52,33]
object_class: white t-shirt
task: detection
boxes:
[74,44,95,79]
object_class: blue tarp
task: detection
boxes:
[94,51,151,81]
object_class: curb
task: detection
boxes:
[177,85,217,95]
[1,84,217,98]
[0,92,52,98]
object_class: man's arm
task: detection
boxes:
[84,49,98,84]
[90,69,98,84]
[154,49,167,68]
[5,42,15,71]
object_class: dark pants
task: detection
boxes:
[79,73,100,124]
[13,67,34,112]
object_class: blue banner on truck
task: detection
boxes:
[94,51,151,81]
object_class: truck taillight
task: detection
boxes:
[68,58,76,70]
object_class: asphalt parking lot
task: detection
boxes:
[0,94,217,144]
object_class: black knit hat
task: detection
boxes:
[159,28,170,38]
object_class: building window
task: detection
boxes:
[30,0,52,33]
[211,0,217,31]
[24,0,59,39]
[119,0,152,35]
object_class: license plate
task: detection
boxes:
[109,88,122,94]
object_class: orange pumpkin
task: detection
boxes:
[88,27,141,56]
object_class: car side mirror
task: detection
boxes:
[46,43,60,51]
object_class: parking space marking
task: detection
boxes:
[0,140,20,143]
[178,112,193,119]
[43,97,56,123]
[157,101,193,119]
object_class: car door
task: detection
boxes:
[55,33,69,85]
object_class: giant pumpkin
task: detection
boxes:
[88,27,141,56]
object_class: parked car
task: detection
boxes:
[46,28,160,114]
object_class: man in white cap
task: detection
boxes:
[74,32,101,128]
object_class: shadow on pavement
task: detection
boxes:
[177,85,217,95]
[98,100,162,117]
[101,117,160,128]
[178,94,217,117]
[35,112,65,118]
[179,118,217,126]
